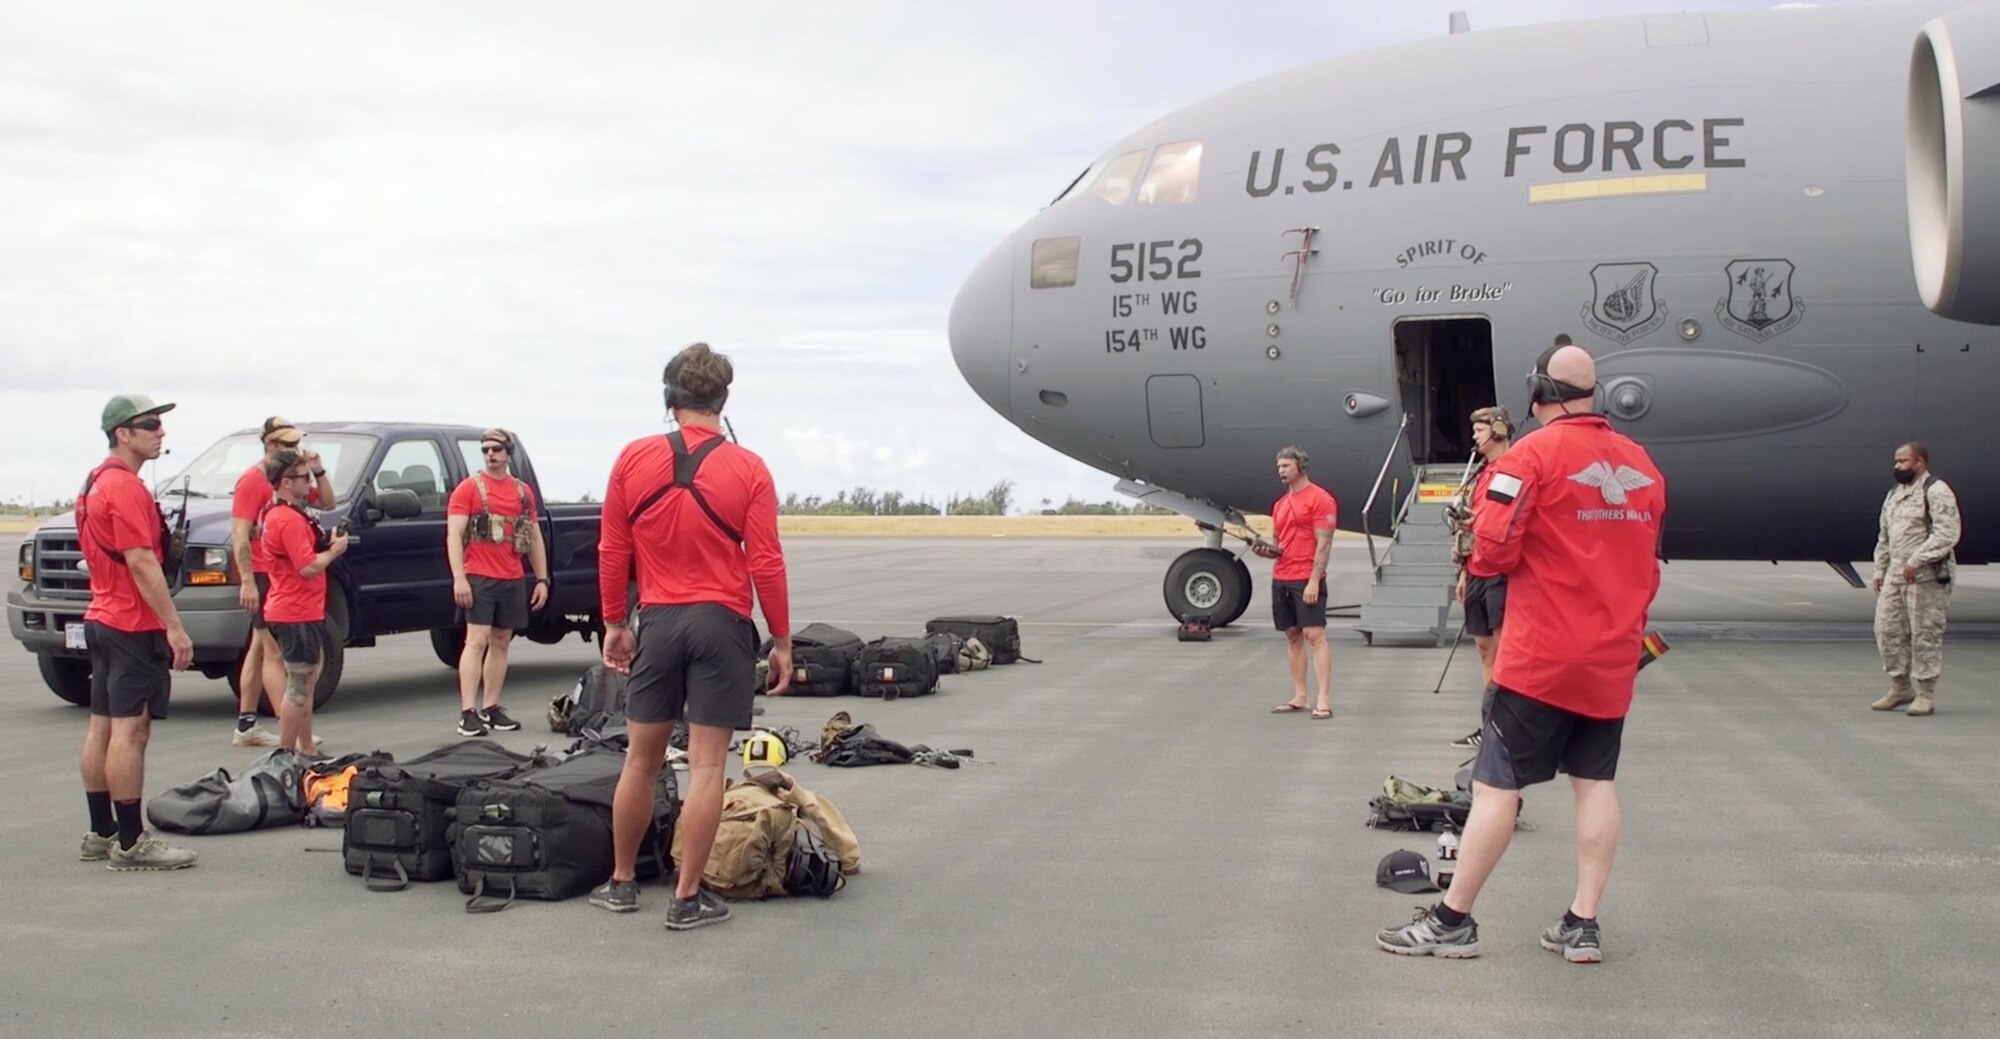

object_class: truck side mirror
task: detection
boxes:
[377,488,422,520]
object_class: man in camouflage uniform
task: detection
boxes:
[1447,405,1514,749]
[1871,442,1960,717]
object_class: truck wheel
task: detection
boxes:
[311,592,348,711]
[430,625,466,669]
[38,654,91,706]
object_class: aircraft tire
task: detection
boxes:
[1164,548,1249,626]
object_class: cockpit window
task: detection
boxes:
[1090,151,1147,205]
[1030,237,1080,289]
[1138,140,1202,205]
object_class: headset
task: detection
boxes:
[1525,340,1597,407]
[662,352,727,415]
[1471,406,1512,440]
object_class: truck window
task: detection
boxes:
[376,439,449,511]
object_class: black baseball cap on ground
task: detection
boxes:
[1377,849,1442,894]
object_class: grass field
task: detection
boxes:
[0,517,39,535]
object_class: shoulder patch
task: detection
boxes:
[1485,472,1523,505]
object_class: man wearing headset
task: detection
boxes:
[1448,405,1514,750]
[1378,339,1665,965]
[591,342,792,931]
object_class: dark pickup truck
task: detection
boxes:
[9,422,605,709]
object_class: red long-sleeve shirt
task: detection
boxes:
[597,425,789,638]
[1470,415,1665,719]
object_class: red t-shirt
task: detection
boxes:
[235,463,321,575]
[79,459,166,634]
[1470,415,1666,719]
[448,473,537,581]
[1270,482,1339,582]
[260,504,327,624]
[597,426,789,638]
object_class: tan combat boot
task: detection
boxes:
[1871,677,1915,711]
[1907,679,1936,717]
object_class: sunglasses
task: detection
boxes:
[481,445,508,455]
[125,418,163,432]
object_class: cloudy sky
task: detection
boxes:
[0,0,1897,510]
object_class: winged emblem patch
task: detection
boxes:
[1568,462,1655,505]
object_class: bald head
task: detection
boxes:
[1546,345,1596,392]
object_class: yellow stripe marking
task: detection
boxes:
[1527,172,1708,204]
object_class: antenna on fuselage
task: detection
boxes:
[1449,11,1470,34]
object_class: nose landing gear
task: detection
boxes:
[1164,547,1253,627]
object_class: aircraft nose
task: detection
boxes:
[949,240,1013,419]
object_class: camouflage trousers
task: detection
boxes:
[1875,579,1951,682]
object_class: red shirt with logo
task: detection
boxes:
[80,458,166,634]
[1270,482,1339,582]
[597,426,789,638]
[1464,463,1499,579]
[448,473,537,581]
[261,504,327,624]
[1470,415,1665,719]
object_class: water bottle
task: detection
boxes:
[1436,825,1460,889]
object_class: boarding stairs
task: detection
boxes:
[1356,457,1471,647]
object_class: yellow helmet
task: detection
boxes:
[742,729,788,768]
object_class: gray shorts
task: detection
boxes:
[270,620,325,668]
[1463,574,1506,637]
[86,622,171,719]
[626,604,759,730]
[459,575,529,631]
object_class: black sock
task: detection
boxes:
[237,713,257,732]
[1434,902,1469,927]
[86,791,115,837]
[114,799,143,849]
[1564,910,1592,927]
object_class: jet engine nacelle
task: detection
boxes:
[1907,5,2000,324]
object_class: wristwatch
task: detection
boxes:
[311,469,327,478]
[533,577,550,586]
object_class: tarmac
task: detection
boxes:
[3,533,1997,1039]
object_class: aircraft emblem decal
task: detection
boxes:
[1568,461,1655,505]
[1580,262,1667,344]
[1715,259,1803,342]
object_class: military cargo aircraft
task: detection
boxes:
[948,2,2000,625]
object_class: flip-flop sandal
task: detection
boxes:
[1310,708,1333,720]
[1271,703,1310,714]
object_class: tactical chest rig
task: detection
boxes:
[466,474,535,555]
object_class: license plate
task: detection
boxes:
[64,624,88,651]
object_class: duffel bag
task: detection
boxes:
[343,741,539,891]
[925,614,1037,664]
[450,746,679,913]
[763,623,864,696]
[852,637,937,700]
[147,749,308,835]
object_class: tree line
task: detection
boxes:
[777,480,1172,517]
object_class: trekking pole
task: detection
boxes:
[1431,620,1467,695]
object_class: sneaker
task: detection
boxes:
[589,879,639,913]
[1449,729,1483,750]
[106,833,198,871]
[80,831,115,862]
[1376,905,1480,958]
[663,889,731,931]
[480,705,522,732]
[457,711,488,738]
[1541,916,1604,964]
[232,724,279,748]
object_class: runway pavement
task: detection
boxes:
[3,535,1997,1038]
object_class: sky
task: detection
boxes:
[0,0,1908,510]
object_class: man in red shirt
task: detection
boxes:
[1255,446,1339,719]
[229,417,335,748]
[1378,342,1664,965]
[445,428,550,737]
[260,451,350,756]
[1448,405,1514,750]
[590,343,792,930]
[76,394,198,871]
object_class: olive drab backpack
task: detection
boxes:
[467,474,535,554]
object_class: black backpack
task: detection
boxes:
[449,746,679,913]
[921,631,967,675]
[853,637,938,700]
[762,622,863,696]
[926,615,1037,664]
[555,664,630,737]
[817,723,916,767]
[342,742,541,891]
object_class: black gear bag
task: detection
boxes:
[342,742,540,892]
[925,614,1037,664]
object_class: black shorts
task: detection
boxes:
[1271,580,1327,631]
[1472,686,1625,790]
[250,572,272,630]
[86,622,171,719]
[626,604,759,730]
[269,620,326,667]
[459,575,529,631]
[1463,573,1507,637]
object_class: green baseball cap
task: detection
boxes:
[100,394,176,434]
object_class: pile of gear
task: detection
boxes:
[760,615,1038,700]
[1366,771,1529,897]
[144,737,859,912]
